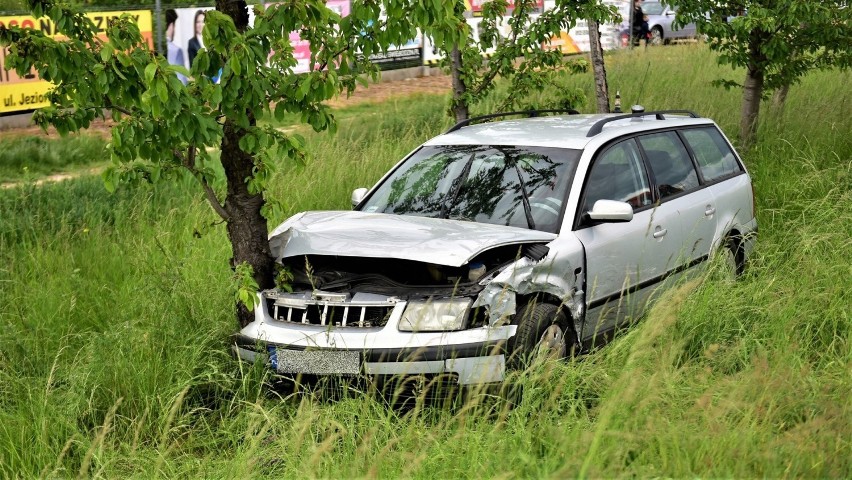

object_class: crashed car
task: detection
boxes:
[234,108,757,385]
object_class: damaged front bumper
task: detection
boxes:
[234,335,508,385]
[234,291,517,385]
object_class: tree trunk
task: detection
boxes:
[588,19,610,113]
[771,83,790,112]
[450,44,469,123]
[216,0,250,33]
[221,121,275,328]
[216,0,275,328]
[740,65,764,149]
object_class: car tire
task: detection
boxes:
[508,301,575,370]
[650,27,664,46]
[715,236,744,282]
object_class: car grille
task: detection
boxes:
[265,297,394,328]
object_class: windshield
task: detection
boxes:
[359,145,581,233]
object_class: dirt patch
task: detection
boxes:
[0,166,105,190]
[330,73,451,106]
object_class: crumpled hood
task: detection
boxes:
[268,211,556,267]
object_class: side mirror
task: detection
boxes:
[587,199,634,222]
[351,187,368,208]
[666,10,676,16]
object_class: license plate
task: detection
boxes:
[272,348,361,375]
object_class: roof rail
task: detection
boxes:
[585,110,700,137]
[445,109,581,134]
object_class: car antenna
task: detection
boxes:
[636,61,651,107]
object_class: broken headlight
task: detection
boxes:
[398,298,471,332]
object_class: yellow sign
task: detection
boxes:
[0,10,153,114]
[545,31,582,55]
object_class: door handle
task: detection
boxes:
[705,206,716,216]
[653,227,668,239]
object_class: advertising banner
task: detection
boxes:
[0,10,152,114]
[259,1,349,74]
[423,0,625,66]
[265,1,419,74]
[542,0,628,54]
[368,32,422,71]
[170,7,215,73]
[464,0,544,17]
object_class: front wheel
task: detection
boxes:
[508,301,575,370]
[650,27,664,45]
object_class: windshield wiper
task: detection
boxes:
[514,164,536,230]
[441,152,476,219]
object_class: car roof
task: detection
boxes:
[424,113,715,150]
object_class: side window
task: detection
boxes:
[638,131,699,199]
[582,139,652,213]
[680,127,742,182]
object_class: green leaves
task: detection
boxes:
[428,0,618,116]
[233,262,260,311]
[143,63,157,84]
[675,0,852,145]
[3,0,476,326]
[100,44,113,62]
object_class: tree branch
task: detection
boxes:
[317,39,354,71]
[178,145,232,222]
[106,104,133,116]
[316,20,384,71]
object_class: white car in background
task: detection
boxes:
[643,1,698,45]
[235,107,756,385]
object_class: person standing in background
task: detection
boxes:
[632,1,650,45]
[188,10,206,67]
[165,9,188,85]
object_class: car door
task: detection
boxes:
[574,138,684,343]
[667,5,696,39]
[679,126,750,236]
[637,131,715,270]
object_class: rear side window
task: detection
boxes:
[680,127,742,182]
[638,131,699,199]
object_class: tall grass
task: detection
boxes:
[0,44,849,477]
[0,135,107,184]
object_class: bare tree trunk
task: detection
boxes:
[771,83,790,111]
[588,19,610,113]
[221,120,274,328]
[740,64,764,149]
[217,0,275,328]
[450,44,469,123]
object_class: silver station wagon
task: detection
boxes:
[234,108,757,385]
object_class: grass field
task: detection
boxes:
[1,44,850,478]
[0,135,107,185]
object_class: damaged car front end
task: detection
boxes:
[235,142,585,385]
[234,211,585,384]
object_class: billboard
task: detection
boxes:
[253,1,350,74]
[542,0,628,54]
[422,0,628,63]
[170,6,260,73]
[170,7,215,74]
[0,10,153,114]
[464,0,545,17]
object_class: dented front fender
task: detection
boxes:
[473,234,586,343]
